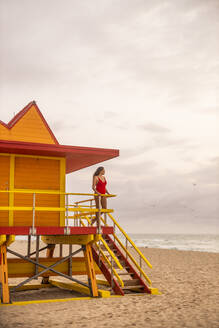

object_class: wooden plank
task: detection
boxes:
[83,244,98,297]
[7,257,101,278]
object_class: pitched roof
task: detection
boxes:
[0,102,119,173]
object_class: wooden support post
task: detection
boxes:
[41,244,55,284]
[0,245,10,304]
[83,244,98,297]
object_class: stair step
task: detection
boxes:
[117,272,134,276]
[122,285,144,290]
[123,279,140,286]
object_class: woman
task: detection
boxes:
[91,166,109,225]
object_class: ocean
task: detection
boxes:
[126,233,219,253]
[16,233,219,253]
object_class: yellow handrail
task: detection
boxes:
[108,213,152,269]
[80,216,124,287]
[112,231,152,285]
[97,247,124,287]
[100,237,123,270]
[0,190,116,197]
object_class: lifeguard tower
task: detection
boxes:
[0,102,158,304]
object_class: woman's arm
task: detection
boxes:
[106,188,110,195]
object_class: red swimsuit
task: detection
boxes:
[96,177,107,194]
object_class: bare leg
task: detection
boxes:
[91,195,100,225]
[101,196,107,224]
[101,196,107,210]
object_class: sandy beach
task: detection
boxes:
[0,242,219,328]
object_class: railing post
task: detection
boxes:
[125,238,128,259]
[104,197,107,226]
[75,202,78,227]
[65,194,69,227]
[27,235,31,257]
[139,255,142,278]
[111,254,114,291]
[32,193,36,235]
[35,236,39,278]
[89,200,92,226]
[97,196,101,235]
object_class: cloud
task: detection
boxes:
[138,123,171,134]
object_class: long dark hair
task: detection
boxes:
[93,166,104,177]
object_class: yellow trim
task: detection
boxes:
[5,152,64,161]
[112,232,152,285]
[0,206,66,211]
[100,237,123,270]
[59,158,66,227]
[41,235,95,245]
[0,153,10,157]
[6,235,15,246]
[9,155,15,226]
[13,188,61,194]
[149,288,162,295]
[0,190,114,197]
[49,279,109,298]
[0,235,7,246]
[0,297,93,306]
[96,279,110,286]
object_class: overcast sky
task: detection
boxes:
[0,0,219,234]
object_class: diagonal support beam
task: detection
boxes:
[7,248,89,292]
[83,244,98,297]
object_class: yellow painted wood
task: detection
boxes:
[96,279,110,286]
[7,257,101,277]
[41,235,95,245]
[9,155,15,226]
[6,235,15,246]
[59,158,66,227]
[0,245,10,303]
[83,244,98,297]
[149,288,162,295]
[0,296,93,306]
[0,206,65,211]
[0,235,7,246]
[100,237,123,270]
[49,280,110,298]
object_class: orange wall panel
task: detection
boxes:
[14,157,60,190]
[0,155,10,190]
[13,193,60,226]
[0,105,56,144]
[0,155,10,225]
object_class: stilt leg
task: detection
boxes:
[41,244,55,284]
[83,244,98,297]
[0,245,10,304]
